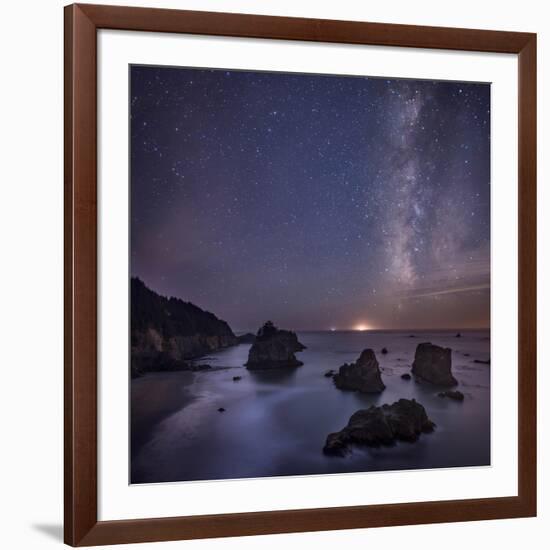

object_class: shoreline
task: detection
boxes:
[131,371,196,455]
[130,330,490,483]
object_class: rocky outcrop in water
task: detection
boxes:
[438,390,465,401]
[333,349,385,393]
[323,398,435,456]
[131,277,237,377]
[411,342,457,386]
[245,321,305,369]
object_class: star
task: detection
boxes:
[130,65,490,330]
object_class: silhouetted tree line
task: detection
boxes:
[131,277,236,345]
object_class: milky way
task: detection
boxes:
[131,66,490,331]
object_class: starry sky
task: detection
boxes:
[130,65,490,332]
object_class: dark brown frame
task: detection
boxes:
[64,3,537,546]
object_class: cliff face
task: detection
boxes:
[131,278,237,377]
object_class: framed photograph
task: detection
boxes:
[64,3,537,546]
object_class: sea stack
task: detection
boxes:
[333,349,385,393]
[411,342,457,386]
[245,321,305,369]
[323,398,435,455]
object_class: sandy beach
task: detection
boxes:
[131,371,196,456]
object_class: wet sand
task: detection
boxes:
[131,371,196,455]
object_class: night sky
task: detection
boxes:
[130,65,490,332]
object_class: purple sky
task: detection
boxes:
[131,66,490,332]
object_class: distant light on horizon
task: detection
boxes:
[354,323,371,332]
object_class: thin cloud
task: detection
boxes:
[402,283,489,300]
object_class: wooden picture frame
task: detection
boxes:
[64,3,537,546]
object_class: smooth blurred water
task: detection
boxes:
[131,330,490,484]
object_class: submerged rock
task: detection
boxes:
[438,390,465,401]
[411,342,457,386]
[401,373,411,380]
[323,398,435,455]
[456,332,462,338]
[217,407,226,412]
[245,321,305,369]
[324,369,335,378]
[381,347,388,355]
[474,359,490,365]
[232,376,242,382]
[333,349,385,393]
[189,363,212,372]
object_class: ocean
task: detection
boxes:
[131,330,490,484]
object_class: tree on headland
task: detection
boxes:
[257,320,278,340]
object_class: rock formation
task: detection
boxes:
[411,342,457,386]
[401,373,411,380]
[333,349,385,393]
[131,277,237,377]
[323,398,435,455]
[188,364,212,372]
[438,390,465,401]
[237,333,256,344]
[245,321,305,369]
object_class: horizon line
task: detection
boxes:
[234,327,490,333]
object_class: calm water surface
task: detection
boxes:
[131,330,490,483]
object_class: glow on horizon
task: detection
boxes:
[328,324,373,332]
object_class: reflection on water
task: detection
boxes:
[246,367,299,384]
[131,330,490,484]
